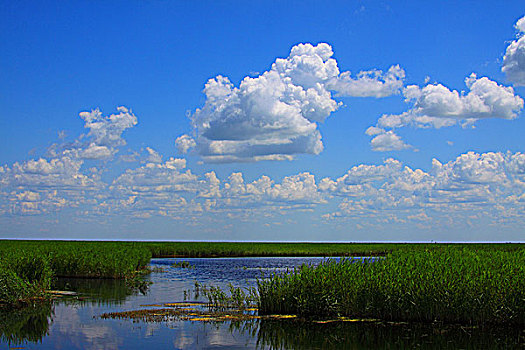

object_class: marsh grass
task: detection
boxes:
[1,240,523,319]
[0,251,52,305]
[258,248,525,325]
[0,241,152,305]
[143,241,523,258]
[183,281,258,311]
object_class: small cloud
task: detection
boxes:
[175,134,196,154]
[365,126,384,136]
[370,130,411,152]
[329,64,405,98]
[365,72,524,151]
[446,140,454,146]
[79,144,112,160]
[145,147,162,163]
[120,151,140,162]
[75,106,138,160]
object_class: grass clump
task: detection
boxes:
[0,251,52,305]
[0,270,44,305]
[171,261,193,269]
[201,283,258,310]
[258,248,525,325]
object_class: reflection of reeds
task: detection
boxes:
[0,301,53,345]
[52,277,149,306]
[258,248,525,325]
[255,318,524,350]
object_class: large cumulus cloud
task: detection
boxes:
[178,43,404,162]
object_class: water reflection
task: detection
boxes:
[0,302,53,345]
[254,319,524,349]
[52,277,142,305]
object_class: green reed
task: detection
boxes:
[0,241,152,305]
[1,240,523,315]
[258,248,524,325]
[0,250,52,305]
[186,281,258,310]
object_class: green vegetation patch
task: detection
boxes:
[0,251,52,305]
[0,241,152,305]
[258,247,525,325]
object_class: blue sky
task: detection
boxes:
[1,1,525,241]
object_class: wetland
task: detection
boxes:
[0,241,523,349]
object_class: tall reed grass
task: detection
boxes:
[258,248,524,325]
[0,241,152,305]
[0,250,52,304]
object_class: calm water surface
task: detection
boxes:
[1,257,522,349]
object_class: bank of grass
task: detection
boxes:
[0,241,152,306]
[137,241,523,258]
[1,240,522,260]
[258,247,525,325]
[143,241,403,257]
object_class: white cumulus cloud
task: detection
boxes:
[366,126,412,152]
[322,151,525,229]
[145,147,162,163]
[502,15,525,86]
[181,43,405,162]
[384,74,523,127]
[366,73,523,151]
[175,134,197,154]
[75,106,138,159]
[328,65,405,97]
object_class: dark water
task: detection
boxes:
[1,257,523,349]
